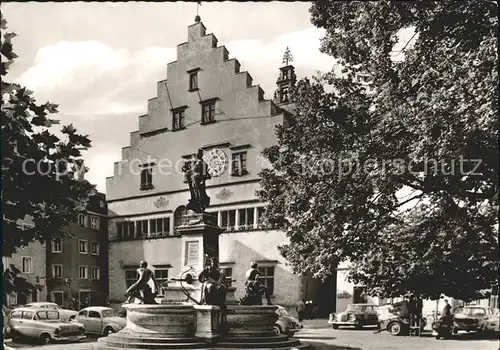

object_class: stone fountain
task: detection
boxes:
[97,150,310,349]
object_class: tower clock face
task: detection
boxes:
[203,148,228,177]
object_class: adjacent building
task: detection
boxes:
[2,191,108,309]
[106,19,336,314]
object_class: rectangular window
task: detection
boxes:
[90,216,99,230]
[78,214,86,228]
[247,208,255,228]
[221,211,229,228]
[91,267,100,280]
[201,100,216,124]
[150,219,157,235]
[257,266,275,295]
[79,266,88,279]
[140,167,153,190]
[22,257,33,274]
[117,222,123,240]
[189,71,198,91]
[125,269,137,289]
[231,151,248,176]
[52,264,63,278]
[173,109,186,130]
[222,267,233,287]
[128,222,135,239]
[91,242,100,255]
[185,241,199,266]
[136,220,148,238]
[52,238,62,253]
[228,210,236,230]
[238,208,246,229]
[79,240,88,254]
[163,218,171,235]
[154,268,169,295]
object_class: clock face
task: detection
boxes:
[203,148,228,177]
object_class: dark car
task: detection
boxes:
[377,303,426,336]
[453,306,497,333]
[328,304,379,329]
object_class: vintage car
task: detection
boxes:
[24,302,78,322]
[5,307,86,345]
[274,305,302,337]
[377,303,426,336]
[453,306,498,332]
[75,306,126,336]
[328,304,379,329]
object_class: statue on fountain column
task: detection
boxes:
[240,262,273,305]
[182,149,211,213]
[124,260,159,304]
[198,256,227,307]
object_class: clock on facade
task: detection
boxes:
[203,148,228,177]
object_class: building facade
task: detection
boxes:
[2,238,47,306]
[3,192,108,309]
[106,19,336,313]
[45,192,108,309]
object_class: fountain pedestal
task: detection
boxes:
[97,210,311,349]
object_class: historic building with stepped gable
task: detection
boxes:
[105,18,337,314]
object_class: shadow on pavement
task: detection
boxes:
[303,340,362,350]
[299,335,337,340]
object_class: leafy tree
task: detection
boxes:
[258,1,498,300]
[3,265,42,306]
[1,13,95,259]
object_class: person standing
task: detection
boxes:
[296,299,305,323]
[441,299,453,325]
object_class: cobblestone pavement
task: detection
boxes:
[4,320,499,350]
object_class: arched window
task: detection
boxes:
[174,206,186,230]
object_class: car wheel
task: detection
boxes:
[332,324,339,329]
[453,328,458,334]
[103,326,115,336]
[273,325,282,336]
[355,323,363,330]
[388,322,402,336]
[40,333,52,345]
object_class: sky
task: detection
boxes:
[2,2,336,193]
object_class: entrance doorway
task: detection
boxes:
[79,291,91,308]
[51,291,64,306]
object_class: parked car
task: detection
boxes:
[75,306,126,336]
[453,306,498,332]
[328,304,379,329]
[274,305,302,337]
[5,307,86,345]
[23,302,78,322]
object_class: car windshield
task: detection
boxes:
[102,310,116,317]
[345,305,365,312]
[456,308,486,316]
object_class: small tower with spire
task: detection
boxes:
[274,46,296,107]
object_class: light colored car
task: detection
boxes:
[75,306,126,336]
[274,305,302,337]
[483,309,499,332]
[24,302,78,322]
[453,306,498,332]
[329,304,379,329]
[5,307,86,345]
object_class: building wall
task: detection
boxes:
[3,240,47,306]
[106,21,307,311]
[46,192,108,308]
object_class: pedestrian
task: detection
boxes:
[441,299,452,326]
[296,299,305,323]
